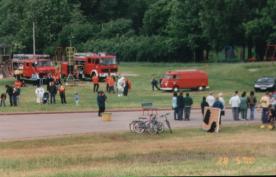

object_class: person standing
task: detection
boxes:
[123,78,130,96]
[229,91,241,121]
[105,74,112,92]
[201,96,209,117]
[172,92,178,120]
[0,93,6,107]
[240,91,248,120]
[12,86,19,106]
[206,92,215,107]
[184,93,193,121]
[177,92,184,120]
[74,92,80,106]
[48,82,57,104]
[218,93,225,116]
[35,85,45,104]
[213,96,224,125]
[247,91,257,120]
[260,92,270,128]
[108,77,115,94]
[92,75,99,93]
[59,84,67,104]
[5,85,13,106]
[151,77,160,91]
[97,91,107,117]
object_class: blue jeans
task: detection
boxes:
[185,107,191,120]
[249,106,255,120]
[178,107,184,120]
[232,107,239,120]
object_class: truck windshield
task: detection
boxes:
[100,58,116,65]
[36,60,53,67]
[164,74,173,79]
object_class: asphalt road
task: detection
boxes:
[0,109,261,141]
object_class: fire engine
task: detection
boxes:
[61,52,118,79]
[12,54,56,81]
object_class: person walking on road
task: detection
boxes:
[247,91,257,120]
[184,93,193,121]
[229,91,241,121]
[240,91,248,120]
[172,92,178,120]
[177,92,184,120]
[206,92,215,107]
[97,91,107,117]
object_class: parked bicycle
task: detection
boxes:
[129,113,172,134]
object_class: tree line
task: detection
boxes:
[0,0,275,62]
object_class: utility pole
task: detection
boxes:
[33,22,36,56]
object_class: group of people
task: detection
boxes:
[1,80,22,107]
[91,74,131,96]
[172,92,193,121]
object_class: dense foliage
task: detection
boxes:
[0,0,276,62]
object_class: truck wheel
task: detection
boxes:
[173,86,179,92]
[198,86,203,91]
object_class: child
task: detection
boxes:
[74,92,80,106]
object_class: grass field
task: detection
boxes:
[0,125,275,177]
[0,62,276,113]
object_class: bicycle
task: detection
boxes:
[158,113,172,133]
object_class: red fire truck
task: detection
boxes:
[61,52,118,79]
[12,54,56,81]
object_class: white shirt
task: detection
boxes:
[35,87,45,98]
[206,95,215,107]
[229,95,241,108]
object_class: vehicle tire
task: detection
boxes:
[173,86,179,92]
[129,121,138,133]
[198,86,203,91]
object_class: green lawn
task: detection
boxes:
[0,125,275,177]
[0,62,276,113]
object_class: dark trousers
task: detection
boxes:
[123,88,129,96]
[98,106,105,116]
[178,107,184,120]
[60,93,66,104]
[152,84,159,91]
[185,107,191,120]
[108,86,115,93]
[8,94,13,106]
[262,108,269,124]
[93,84,99,93]
[12,95,17,106]
[50,94,56,104]
[232,107,239,120]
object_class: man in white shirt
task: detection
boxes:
[229,91,241,121]
[206,92,215,107]
[35,85,45,104]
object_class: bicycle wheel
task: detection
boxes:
[165,119,173,133]
[129,121,138,133]
[157,122,165,134]
[133,121,145,134]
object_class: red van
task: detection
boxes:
[160,70,208,91]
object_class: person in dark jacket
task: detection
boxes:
[184,93,193,121]
[5,85,13,106]
[213,96,224,125]
[177,92,185,120]
[48,81,57,104]
[151,77,160,91]
[97,91,107,117]
[123,78,130,96]
[201,96,209,117]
